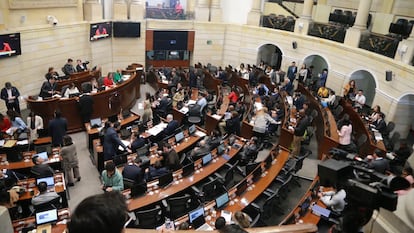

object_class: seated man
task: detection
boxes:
[31,155,54,178]
[67,192,128,233]
[318,186,346,213]
[190,139,210,160]
[321,90,336,108]
[62,58,76,76]
[101,161,124,192]
[122,157,145,185]
[353,90,366,111]
[371,112,387,135]
[161,143,181,171]
[129,132,146,153]
[162,114,179,137]
[145,160,169,181]
[31,181,60,206]
[365,149,390,174]
[240,137,259,164]
[206,130,222,150]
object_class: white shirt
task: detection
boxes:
[354,94,366,107]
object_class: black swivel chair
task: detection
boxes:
[133,205,164,229]
[123,178,135,190]
[187,104,202,125]
[214,161,239,189]
[163,194,195,220]
[33,196,62,212]
[251,191,279,219]
[192,178,225,203]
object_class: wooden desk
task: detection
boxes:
[125,139,245,211]
[340,99,386,156]
[0,150,62,171]
[12,208,70,233]
[224,149,289,212]
[17,173,66,201]
[56,70,100,91]
[85,114,140,152]
[27,72,141,133]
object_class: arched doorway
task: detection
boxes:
[303,54,329,82]
[393,94,414,139]
[257,44,283,70]
[349,70,376,107]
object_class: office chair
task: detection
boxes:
[123,178,135,190]
[192,178,225,202]
[355,134,368,154]
[187,104,202,125]
[251,191,279,219]
[163,194,194,220]
[242,205,263,227]
[136,144,150,157]
[133,205,163,229]
[214,161,239,189]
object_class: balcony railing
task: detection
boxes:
[262,14,295,32]
[308,22,346,43]
[359,32,400,58]
[146,7,187,20]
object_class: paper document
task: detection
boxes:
[194,131,206,138]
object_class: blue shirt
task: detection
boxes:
[12,117,27,130]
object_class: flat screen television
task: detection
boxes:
[90,22,112,41]
[0,33,21,58]
[113,22,141,38]
[153,30,188,50]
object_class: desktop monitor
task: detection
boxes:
[215,192,229,209]
[188,206,205,224]
[90,118,102,128]
[235,179,248,196]
[182,162,195,177]
[202,153,212,166]
[175,131,184,143]
[36,176,55,187]
[35,152,49,161]
[188,124,196,135]
[90,22,112,41]
[158,172,173,188]
[35,208,58,226]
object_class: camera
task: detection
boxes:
[47,15,58,26]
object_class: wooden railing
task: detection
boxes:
[263,14,295,32]
[359,32,400,58]
[308,22,346,43]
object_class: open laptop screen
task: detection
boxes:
[36,176,55,187]
[175,131,184,143]
[35,208,58,226]
[90,118,102,127]
[188,206,204,224]
[215,192,229,209]
[188,124,196,135]
[202,153,212,166]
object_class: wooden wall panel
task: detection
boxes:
[146,30,153,51]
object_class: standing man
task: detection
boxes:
[319,68,328,87]
[39,77,59,98]
[48,110,67,147]
[103,121,130,161]
[78,85,94,123]
[289,109,309,158]
[1,82,20,114]
[287,61,297,82]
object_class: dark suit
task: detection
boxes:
[287,65,297,82]
[373,119,387,134]
[0,87,20,113]
[146,166,169,180]
[39,81,58,98]
[48,117,67,146]
[103,127,126,161]
[63,63,76,76]
[122,164,144,184]
[76,64,87,72]
[31,164,54,178]
[225,117,241,136]
[130,137,146,153]
[163,120,179,137]
[78,94,94,123]
[368,158,390,174]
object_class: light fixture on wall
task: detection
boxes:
[298,22,304,32]
[47,15,58,26]
[292,41,297,49]
[20,15,26,23]
[385,70,393,82]
[397,44,408,59]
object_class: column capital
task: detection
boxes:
[85,0,100,3]
[251,0,261,12]
[114,0,126,4]
[352,0,372,30]
[130,0,142,4]
[211,0,221,8]
[300,0,313,20]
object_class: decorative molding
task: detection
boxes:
[9,0,78,9]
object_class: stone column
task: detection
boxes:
[344,0,373,47]
[113,0,128,20]
[84,0,103,21]
[130,0,145,20]
[381,0,395,14]
[186,0,196,20]
[210,0,222,22]
[247,0,262,26]
[294,0,314,35]
[195,0,210,21]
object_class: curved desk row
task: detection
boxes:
[56,70,100,91]
[26,72,141,133]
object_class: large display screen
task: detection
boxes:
[90,22,112,41]
[113,22,141,38]
[0,33,21,58]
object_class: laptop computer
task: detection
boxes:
[189,206,205,229]
[188,124,196,135]
[215,192,229,209]
[175,131,185,143]
[35,151,49,162]
[311,204,331,219]
[182,162,195,177]
[202,153,212,166]
[158,172,173,188]
[130,183,147,198]
[113,153,128,167]
[35,208,58,226]
[36,176,55,190]
[90,118,102,128]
